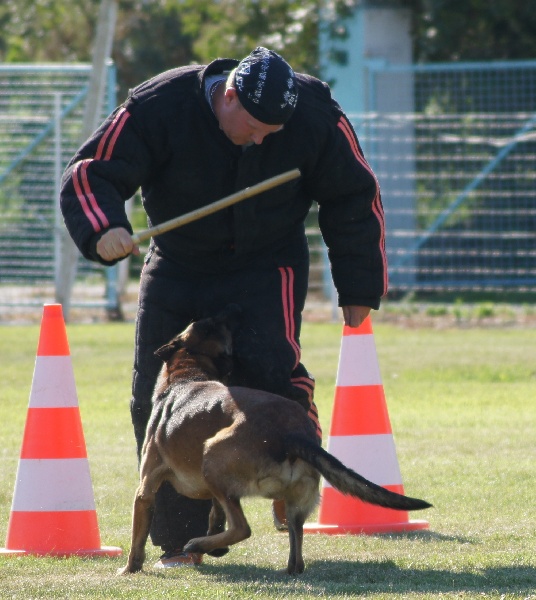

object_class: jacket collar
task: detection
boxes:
[197,58,240,96]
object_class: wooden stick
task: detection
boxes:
[131,168,301,245]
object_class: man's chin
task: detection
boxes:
[229,135,249,145]
[222,130,249,146]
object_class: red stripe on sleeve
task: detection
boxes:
[75,108,131,231]
[337,116,389,295]
[73,162,102,232]
[80,161,110,230]
[95,107,129,160]
[102,109,130,160]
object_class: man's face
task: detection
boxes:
[218,87,284,146]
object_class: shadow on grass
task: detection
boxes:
[365,529,478,544]
[145,558,535,595]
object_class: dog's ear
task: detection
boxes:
[154,337,182,362]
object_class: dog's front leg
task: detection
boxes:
[206,498,229,558]
[118,477,158,575]
[183,496,251,555]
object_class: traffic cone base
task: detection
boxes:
[304,485,429,535]
[1,512,122,557]
[1,304,122,558]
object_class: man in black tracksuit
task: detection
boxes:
[60,47,388,567]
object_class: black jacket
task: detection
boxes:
[60,58,387,308]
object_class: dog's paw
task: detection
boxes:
[207,547,229,558]
[117,565,137,576]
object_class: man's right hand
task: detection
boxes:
[96,227,140,261]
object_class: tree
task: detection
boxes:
[402,0,536,62]
[2,0,536,99]
[0,0,354,98]
[0,0,98,62]
[178,0,322,74]
[113,1,195,101]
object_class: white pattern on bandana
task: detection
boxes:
[235,49,297,109]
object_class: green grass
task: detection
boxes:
[0,320,535,599]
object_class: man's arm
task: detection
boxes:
[60,105,152,265]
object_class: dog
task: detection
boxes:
[118,305,431,575]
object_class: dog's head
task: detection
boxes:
[155,304,242,382]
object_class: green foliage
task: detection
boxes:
[402,0,536,62]
[113,0,195,101]
[182,0,322,75]
[0,0,99,62]
[0,0,354,102]
[4,0,536,106]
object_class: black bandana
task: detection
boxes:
[233,47,298,125]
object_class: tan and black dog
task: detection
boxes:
[119,305,431,575]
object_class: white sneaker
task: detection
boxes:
[153,550,203,568]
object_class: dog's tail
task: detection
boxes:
[285,434,432,511]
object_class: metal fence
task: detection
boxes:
[0,63,117,312]
[359,59,536,293]
[1,60,535,319]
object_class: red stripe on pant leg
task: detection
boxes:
[278,267,301,366]
[308,400,322,440]
[292,375,322,439]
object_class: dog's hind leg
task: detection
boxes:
[286,507,306,575]
[283,477,319,574]
[183,494,251,555]
[206,498,229,557]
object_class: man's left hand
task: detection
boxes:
[342,305,371,328]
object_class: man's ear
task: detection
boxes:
[224,86,239,105]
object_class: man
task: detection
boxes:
[60,47,387,567]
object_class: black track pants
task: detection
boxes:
[130,249,320,551]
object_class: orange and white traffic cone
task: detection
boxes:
[0,304,122,557]
[304,316,429,535]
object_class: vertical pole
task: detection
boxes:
[321,243,339,322]
[55,0,118,319]
[53,92,62,289]
[103,61,122,318]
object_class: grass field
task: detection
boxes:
[0,318,534,599]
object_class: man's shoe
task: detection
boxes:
[272,499,288,532]
[153,550,203,568]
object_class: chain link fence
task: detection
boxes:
[1,60,535,321]
[0,64,117,317]
[361,59,536,293]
